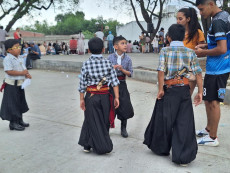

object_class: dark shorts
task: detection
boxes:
[203,73,229,102]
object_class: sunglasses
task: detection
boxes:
[8,46,22,50]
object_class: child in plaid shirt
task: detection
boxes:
[78,37,119,154]
[144,24,203,166]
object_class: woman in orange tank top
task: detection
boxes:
[177,7,205,95]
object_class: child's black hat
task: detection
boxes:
[4,39,20,51]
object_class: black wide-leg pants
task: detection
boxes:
[0,84,29,122]
[144,85,197,164]
[110,81,134,120]
[78,92,113,154]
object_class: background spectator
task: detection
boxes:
[14,28,21,43]
[139,32,146,53]
[151,35,159,53]
[0,26,9,57]
[158,36,164,52]
[77,31,85,55]
[158,27,164,41]
[69,37,77,54]
[26,42,41,69]
[132,44,140,53]
[94,28,104,40]
[127,40,132,53]
[54,41,62,55]
[107,31,114,53]
[61,42,68,55]
[145,34,151,53]
[38,43,46,55]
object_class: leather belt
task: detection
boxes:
[164,77,189,88]
[5,79,24,86]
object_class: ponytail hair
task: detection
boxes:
[178,7,202,43]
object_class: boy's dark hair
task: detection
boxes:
[113,36,127,46]
[88,37,104,54]
[160,27,164,31]
[196,0,216,6]
[168,24,185,41]
[4,39,19,50]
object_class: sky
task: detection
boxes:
[1,0,136,30]
[0,0,201,30]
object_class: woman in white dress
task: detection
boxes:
[77,31,85,55]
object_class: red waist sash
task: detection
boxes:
[87,85,115,128]
[117,76,126,81]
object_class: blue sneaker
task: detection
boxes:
[196,128,209,137]
[197,135,219,147]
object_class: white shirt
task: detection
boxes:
[95,31,104,40]
[3,53,26,80]
[152,38,159,47]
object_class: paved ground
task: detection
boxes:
[0,70,229,173]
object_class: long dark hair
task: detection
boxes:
[178,7,202,43]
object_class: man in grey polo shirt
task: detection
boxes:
[0,26,9,56]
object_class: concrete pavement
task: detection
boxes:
[0,70,230,173]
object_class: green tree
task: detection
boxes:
[22,11,122,36]
[83,30,95,39]
[0,0,79,32]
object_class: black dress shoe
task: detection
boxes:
[19,119,30,127]
[9,122,25,131]
[121,120,128,138]
[83,146,91,153]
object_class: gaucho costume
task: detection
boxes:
[0,53,29,130]
[108,52,134,137]
[143,41,202,164]
[78,54,119,154]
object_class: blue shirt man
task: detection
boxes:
[30,42,41,58]
[195,0,230,147]
[107,31,114,53]
[205,11,230,75]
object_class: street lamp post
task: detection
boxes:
[95,21,103,31]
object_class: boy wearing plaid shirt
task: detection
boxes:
[78,37,119,154]
[144,24,203,166]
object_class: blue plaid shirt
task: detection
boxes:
[108,52,133,77]
[157,41,202,80]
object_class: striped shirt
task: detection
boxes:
[3,53,26,80]
[78,54,119,93]
[108,52,133,77]
[157,41,202,80]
